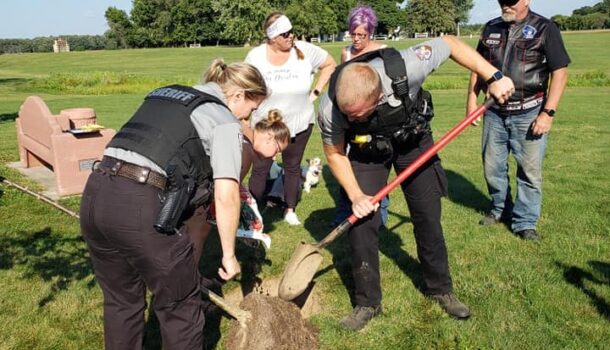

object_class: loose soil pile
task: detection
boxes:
[224,277,321,319]
[225,293,319,350]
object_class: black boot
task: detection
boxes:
[339,305,383,331]
[430,292,470,319]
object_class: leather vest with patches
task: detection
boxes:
[479,11,551,104]
[107,85,227,185]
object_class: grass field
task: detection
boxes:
[0,32,609,349]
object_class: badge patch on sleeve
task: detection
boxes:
[522,25,537,39]
[414,45,432,61]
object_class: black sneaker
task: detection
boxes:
[479,213,501,226]
[516,229,539,241]
[430,292,471,319]
[340,305,382,331]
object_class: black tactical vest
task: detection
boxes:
[478,11,551,108]
[107,85,227,185]
[328,48,431,139]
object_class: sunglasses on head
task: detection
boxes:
[279,30,293,38]
[498,0,520,6]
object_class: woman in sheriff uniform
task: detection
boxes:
[79,59,288,350]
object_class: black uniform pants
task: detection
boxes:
[346,133,453,307]
[80,170,203,350]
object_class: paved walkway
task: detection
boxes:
[7,162,60,200]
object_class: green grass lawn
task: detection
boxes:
[1,32,609,349]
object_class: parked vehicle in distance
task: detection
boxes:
[373,34,388,40]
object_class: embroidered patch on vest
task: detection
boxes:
[522,25,537,39]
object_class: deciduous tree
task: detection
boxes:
[211,0,272,45]
[405,0,455,36]
[366,0,405,35]
[453,0,473,36]
[285,0,337,40]
[105,7,132,48]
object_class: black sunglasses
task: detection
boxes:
[498,0,519,6]
[279,30,293,38]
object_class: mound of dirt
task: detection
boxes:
[226,293,319,350]
[224,277,321,319]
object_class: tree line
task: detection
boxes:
[100,0,476,48]
[552,0,610,30]
[0,35,109,54]
[1,0,608,54]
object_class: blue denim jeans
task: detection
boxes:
[482,107,547,232]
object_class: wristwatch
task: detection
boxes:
[486,71,504,85]
[312,89,321,96]
[542,108,556,117]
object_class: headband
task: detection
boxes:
[266,15,292,39]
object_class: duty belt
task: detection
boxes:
[498,93,544,112]
[94,156,167,190]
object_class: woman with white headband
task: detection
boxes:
[245,12,336,225]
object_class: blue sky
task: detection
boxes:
[0,0,602,39]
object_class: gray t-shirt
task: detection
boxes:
[105,82,242,181]
[318,38,451,146]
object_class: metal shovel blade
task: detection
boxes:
[278,241,324,300]
[279,220,353,300]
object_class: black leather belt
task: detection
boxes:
[95,156,167,190]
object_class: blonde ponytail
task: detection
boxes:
[202,58,268,100]
[254,109,290,143]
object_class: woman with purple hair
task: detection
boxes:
[341,5,387,63]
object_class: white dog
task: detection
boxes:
[301,157,322,193]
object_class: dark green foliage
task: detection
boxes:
[105,7,132,49]
[363,0,406,34]
[405,0,456,35]
[285,0,338,39]
[0,35,108,54]
[327,0,358,32]
[211,0,272,45]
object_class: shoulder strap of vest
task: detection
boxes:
[145,84,229,113]
[328,47,409,102]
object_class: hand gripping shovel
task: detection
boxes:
[278,98,495,301]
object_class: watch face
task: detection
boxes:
[494,71,503,81]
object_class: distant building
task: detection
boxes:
[53,38,70,53]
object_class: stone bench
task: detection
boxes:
[15,96,115,196]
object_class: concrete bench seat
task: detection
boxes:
[15,96,115,196]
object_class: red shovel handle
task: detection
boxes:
[317,97,494,248]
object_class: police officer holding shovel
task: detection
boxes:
[318,36,515,331]
[80,59,272,349]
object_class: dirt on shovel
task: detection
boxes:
[225,278,320,350]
